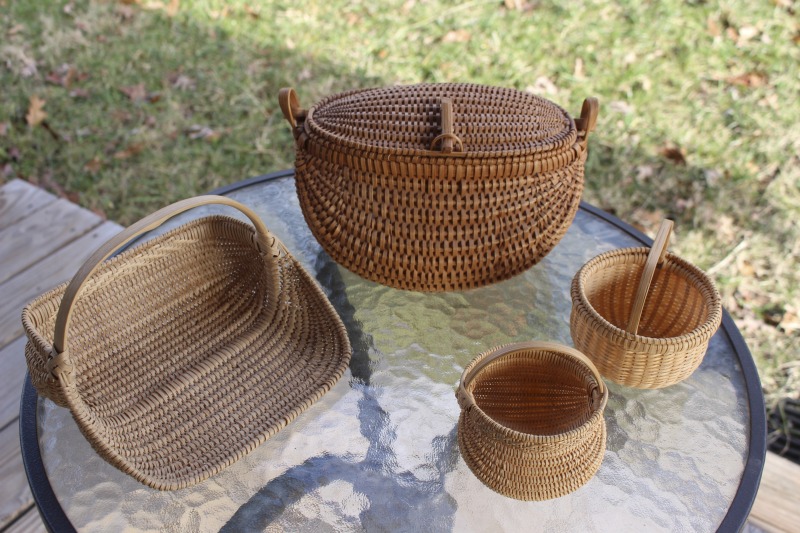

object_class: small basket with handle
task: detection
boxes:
[570,219,722,389]
[456,341,608,501]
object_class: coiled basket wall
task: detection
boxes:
[22,196,352,490]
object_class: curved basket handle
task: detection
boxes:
[456,341,606,410]
[52,196,279,356]
[278,87,306,129]
[430,98,464,154]
[626,219,673,334]
[574,97,599,141]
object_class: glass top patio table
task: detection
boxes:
[21,170,765,532]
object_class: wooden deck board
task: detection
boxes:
[0,337,29,430]
[0,422,34,530]
[0,221,123,347]
[0,197,103,285]
[748,452,800,532]
[0,180,57,232]
[4,507,46,533]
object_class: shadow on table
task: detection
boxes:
[220,251,460,531]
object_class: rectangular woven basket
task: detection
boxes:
[22,196,352,490]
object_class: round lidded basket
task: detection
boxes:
[570,220,722,389]
[456,341,608,501]
[279,83,599,292]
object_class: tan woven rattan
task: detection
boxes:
[279,83,599,292]
[22,196,351,490]
[570,220,722,389]
[456,341,608,500]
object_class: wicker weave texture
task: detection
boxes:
[281,83,598,292]
[456,342,607,501]
[570,248,722,389]
[22,198,351,490]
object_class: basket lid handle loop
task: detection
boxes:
[278,87,306,129]
[456,341,606,409]
[52,196,280,356]
[574,97,599,140]
[626,219,674,335]
[430,98,464,154]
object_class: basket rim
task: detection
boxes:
[303,83,580,160]
[457,341,608,443]
[571,247,723,346]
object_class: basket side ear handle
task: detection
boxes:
[278,87,306,129]
[626,219,674,334]
[574,97,599,143]
[52,196,280,356]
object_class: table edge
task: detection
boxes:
[19,169,766,533]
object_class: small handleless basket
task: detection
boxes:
[570,220,722,389]
[279,83,599,292]
[22,196,351,490]
[456,341,608,501]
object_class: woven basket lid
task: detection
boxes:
[302,83,579,157]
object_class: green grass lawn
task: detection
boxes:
[1,0,798,403]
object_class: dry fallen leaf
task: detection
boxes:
[527,76,558,96]
[113,143,145,159]
[112,110,133,123]
[442,29,471,43]
[26,95,48,126]
[737,25,760,44]
[167,0,179,16]
[608,100,634,115]
[119,83,148,102]
[0,122,8,137]
[573,57,585,80]
[503,0,538,11]
[46,64,78,88]
[635,164,656,181]
[725,72,768,88]
[39,171,80,203]
[207,5,230,19]
[171,74,195,91]
[243,3,260,18]
[91,206,108,219]
[779,308,800,334]
[116,4,136,20]
[69,88,90,99]
[84,157,103,173]
[659,145,687,165]
[707,16,721,37]
[186,125,222,141]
